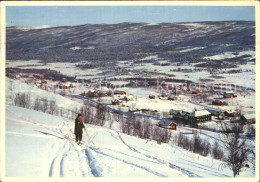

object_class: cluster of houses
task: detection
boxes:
[158,108,255,131]
[212,91,238,106]
[148,93,178,101]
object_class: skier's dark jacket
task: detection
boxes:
[74,118,85,135]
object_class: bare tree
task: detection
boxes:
[49,100,57,115]
[220,122,249,177]
[143,118,152,139]
[33,97,42,111]
[14,92,31,109]
[212,141,224,160]
[41,98,49,113]
[95,99,107,126]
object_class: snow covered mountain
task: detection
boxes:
[6,21,254,65]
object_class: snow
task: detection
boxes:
[5,105,239,177]
[6,77,83,110]
[70,46,95,50]
[179,23,205,28]
[140,55,159,61]
[4,78,255,178]
[203,50,255,60]
[6,60,103,80]
[243,113,255,120]
[179,47,205,53]
[32,25,50,29]
[146,23,159,26]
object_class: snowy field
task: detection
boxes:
[6,105,254,178]
[6,47,255,89]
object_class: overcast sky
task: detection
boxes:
[6,6,255,27]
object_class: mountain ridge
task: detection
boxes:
[7,21,255,65]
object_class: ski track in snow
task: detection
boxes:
[42,118,202,177]
[88,146,167,177]
[46,118,103,177]
[116,131,202,178]
[7,106,231,177]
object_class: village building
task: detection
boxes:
[114,90,126,95]
[191,90,203,94]
[15,74,21,80]
[159,120,177,130]
[188,109,211,123]
[212,99,224,106]
[241,114,255,124]
[161,91,169,97]
[168,95,178,101]
[223,111,240,118]
[28,74,34,78]
[149,95,156,99]
[170,109,190,121]
[111,99,120,105]
[124,95,135,101]
[88,89,99,97]
[223,91,237,98]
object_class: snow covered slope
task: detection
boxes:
[6,105,247,178]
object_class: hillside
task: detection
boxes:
[6,105,236,177]
[5,78,255,177]
[6,21,255,67]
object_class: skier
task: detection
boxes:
[74,113,86,144]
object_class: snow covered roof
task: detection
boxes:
[243,114,255,120]
[224,91,235,94]
[189,110,211,117]
[180,111,189,116]
[159,120,176,128]
[169,109,181,115]
[114,90,126,94]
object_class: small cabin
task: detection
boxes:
[114,90,126,95]
[28,74,34,78]
[159,120,177,130]
[224,111,239,117]
[62,85,69,89]
[149,95,156,99]
[88,90,99,97]
[62,78,67,83]
[168,95,178,101]
[192,90,203,94]
[112,99,120,105]
[41,80,47,84]
[212,99,223,106]
[15,74,21,80]
[161,92,169,97]
[223,91,237,98]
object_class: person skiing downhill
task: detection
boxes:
[74,113,85,144]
